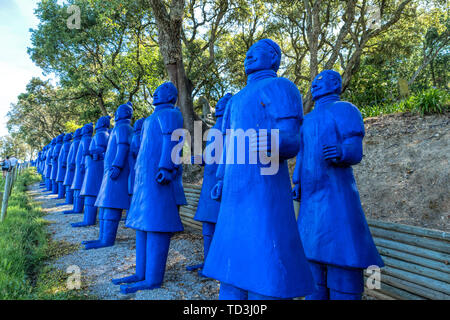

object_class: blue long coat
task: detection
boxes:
[71,134,91,190]
[80,128,109,197]
[44,143,54,179]
[125,104,184,232]
[202,71,315,298]
[295,99,384,269]
[51,140,63,180]
[63,137,81,187]
[56,139,71,182]
[193,116,223,224]
[95,119,133,210]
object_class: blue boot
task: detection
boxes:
[72,196,98,227]
[119,232,171,294]
[56,182,65,199]
[112,230,146,285]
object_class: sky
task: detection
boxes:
[0,0,52,137]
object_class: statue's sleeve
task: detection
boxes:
[112,126,131,169]
[157,108,184,171]
[292,128,304,185]
[215,98,232,180]
[332,102,365,166]
[67,144,75,167]
[262,78,303,159]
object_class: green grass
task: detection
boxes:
[0,168,92,300]
[360,88,449,118]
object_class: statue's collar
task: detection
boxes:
[154,103,173,112]
[246,69,277,85]
[115,118,131,125]
[313,94,340,109]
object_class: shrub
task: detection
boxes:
[410,88,450,115]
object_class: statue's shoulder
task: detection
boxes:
[157,107,183,134]
[330,100,364,136]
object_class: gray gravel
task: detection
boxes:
[28,183,220,300]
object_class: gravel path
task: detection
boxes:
[28,183,219,300]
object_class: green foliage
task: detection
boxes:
[0,168,87,299]
[410,88,450,115]
[360,88,449,118]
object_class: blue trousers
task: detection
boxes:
[219,283,291,300]
[305,261,363,300]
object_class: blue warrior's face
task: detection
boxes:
[153,83,177,106]
[244,43,275,75]
[311,71,341,101]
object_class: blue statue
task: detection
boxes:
[128,118,145,196]
[112,82,184,294]
[56,133,73,199]
[73,116,111,228]
[50,134,64,194]
[62,128,82,205]
[65,124,93,214]
[202,39,315,300]
[44,139,56,191]
[186,93,232,276]
[38,146,47,187]
[84,103,133,250]
[292,70,384,300]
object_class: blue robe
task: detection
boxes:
[56,140,71,182]
[71,134,91,190]
[203,72,315,298]
[193,117,223,223]
[51,141,62,180]
[95,119,133,210]
[128,128,142,195]
[64,138,80,187]
[295,100,384,269]
[44,144,54,179]
[125,105,184,232]
[80,128,109,197]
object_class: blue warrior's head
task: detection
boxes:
[73,128,83,140]
[311,70,342,101]
[64,132,73,142]
[96,115,111,130]
[133,118,145,133]
[244,39,281,75]
[115,102,133,121]
[215,93,233,118]
[153,82,178,106]
[56,133,65,143]
[51,138,56,146]
[81,123,94,136]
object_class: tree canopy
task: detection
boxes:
[4,0,449,158]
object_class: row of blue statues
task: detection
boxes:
[35,38,383,300]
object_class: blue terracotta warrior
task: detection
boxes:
[202,39,315,300]
[44,139,56,191]
[293,70,384,300]
[186,93,232,276]
[62,128,82,205]
[39,146,47,187]
[56,133,73,199]
[84,103,133,250]
[112,82,184,294]
[128,118,145,196]
[50,134,64,194]
[65,124,93,214]
[73,116,111,228]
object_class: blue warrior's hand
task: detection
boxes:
[156,168,173,185]
[323,144,342,162]
[292,184,301,201]
[92,154,99,161]
[109,166,121,180]
[211,180,223,201]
